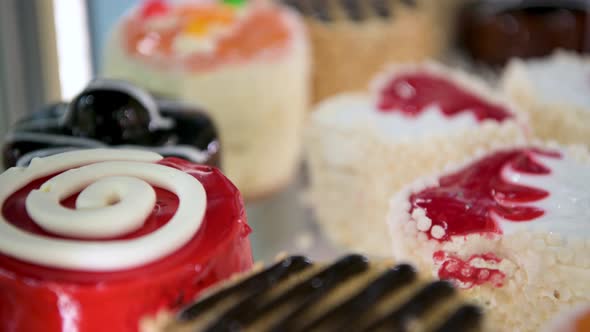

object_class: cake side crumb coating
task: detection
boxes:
[387,142,590,332]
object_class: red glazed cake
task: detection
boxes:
[0,149,253,332]
[388,144,590,331]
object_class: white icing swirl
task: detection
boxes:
[0,149,207,271]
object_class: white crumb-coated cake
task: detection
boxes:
[388,143,590,332]
[103,0,310,200]
[501,51,590,146]
[306,62,527,256]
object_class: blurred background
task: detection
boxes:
[0,0,136,136]
[1,0,589,261]
[0,0,327,261]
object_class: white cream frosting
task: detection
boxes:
[520,54,590,110]
[313,94,480,140]
[0,149,207,271]
[497,150,590,237]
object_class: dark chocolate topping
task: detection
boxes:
[434,305,484,332]
[459,0,590,66]
[178,256,312,321]
[2,79,220,169]
[175,255,483,332]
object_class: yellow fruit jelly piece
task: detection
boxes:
[185,20,209,36]
[182,6,235,37]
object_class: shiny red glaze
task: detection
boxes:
[0,157,253,332]
[434,251,506,289]
[377,73,513,122]
[140,0,170,18]
[410,149,559,241]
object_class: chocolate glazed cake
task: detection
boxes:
[459,0,590,66]
[157,255,484,332]
[280,0,453,103]
[2,80,220,169]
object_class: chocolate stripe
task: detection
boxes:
[433,305,484,332]
[204,254,369,331]
[280,0,410,21]
[401,0,417,8]
[361,281,457,331]
[293,264,417,332]
[309,0,331,21]
[178,256,312,321]
[371,0,393,18]
[281,0,308,15]
[340,0,364,21]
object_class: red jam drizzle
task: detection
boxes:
[377,73,513,122]
[0,158,253,332]
[410,149,560,242]
[433,251,506,288]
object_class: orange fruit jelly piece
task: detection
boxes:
[124,4,290,68]
[214,9,289,59]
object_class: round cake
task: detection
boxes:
[281,0,456,103]
[104,0,310,199]
[458,0,590,66]
[2,79,220,169]
[0,149,252,331]
[306,62,527,256]
[388,144,590,331]
[501,51,590,146]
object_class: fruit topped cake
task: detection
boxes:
[388,144,590,331]
[281,0,457,103]
[147,255,485,332]
[306,62,527,256]
[0,149,252,332]
[104,0,310,199]
[2,79,220,169]
[501,51,590,146]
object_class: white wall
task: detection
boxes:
[87,0,137,72]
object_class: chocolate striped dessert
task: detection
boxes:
[281,0,457,103]
[153,255,484,332]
